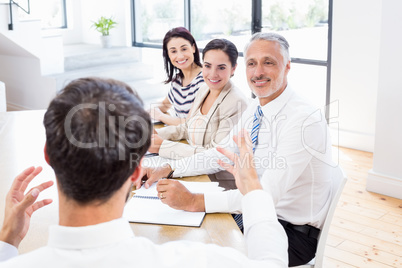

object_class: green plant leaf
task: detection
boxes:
[91,16,118,36]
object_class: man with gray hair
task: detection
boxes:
[141,32,333,266]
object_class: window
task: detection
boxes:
[17,0,67,29]
[261,0,329,61]
[133,0,252,51]
[132,0,332,111]
[258,0,331,108]
[190,0,251,51]
[133,0,184,46]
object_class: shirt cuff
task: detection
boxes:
[0,241,18,262]
[204,191,229,213]
[242,190,276,228]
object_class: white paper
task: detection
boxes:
[123,180,224,227]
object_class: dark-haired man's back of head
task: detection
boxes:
[44,77,152,204]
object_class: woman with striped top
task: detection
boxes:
[150,27,205,126]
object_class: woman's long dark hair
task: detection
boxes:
[162,27,202,84]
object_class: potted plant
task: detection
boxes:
[91,16,118,48]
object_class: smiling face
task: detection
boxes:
[245,40,290,106]
[202,49,236,92]
[167,37,196,71]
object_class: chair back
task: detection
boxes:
[314,165,347,267]
[292,165,347,268]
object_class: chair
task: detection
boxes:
[292,165,347,268]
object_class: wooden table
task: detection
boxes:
[0,110,246,254]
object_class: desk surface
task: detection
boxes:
[0,110,246,254]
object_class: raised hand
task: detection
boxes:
[217,129,262,195]
[0,167,53,248]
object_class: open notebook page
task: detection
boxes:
[123,180,224,227]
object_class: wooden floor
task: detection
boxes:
[324,147,401,267]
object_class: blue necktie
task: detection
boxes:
[234,106,264,232]
[251,105,264,152]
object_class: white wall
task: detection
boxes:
[0,0,133,110]
[0,6,63,72]
[331,0,382,152]
[0,55,56,110]
[0,1,9,30]
[0,81,6,112]
[0,4,62,110]
[61,0,83,44]
[367,0,402,199]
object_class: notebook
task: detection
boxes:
[123,180,224,227]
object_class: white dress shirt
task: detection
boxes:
[169,85,333,229]
[0,190,287,267]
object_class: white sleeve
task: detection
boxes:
[169,148,224,177]
[200,190,288,267]
[206,190,288,268]
[204,189,243,214]
[242,190,288,265]
[0,241,18,262]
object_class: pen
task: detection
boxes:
[165,169,175,179]
[145,152,158,157]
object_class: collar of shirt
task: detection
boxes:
[259,85,295,120]
[47,218,134,249]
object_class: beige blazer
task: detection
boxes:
[156,80,248,159]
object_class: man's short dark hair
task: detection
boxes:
[44,77,151,204]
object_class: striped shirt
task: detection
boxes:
[167,71,204,118]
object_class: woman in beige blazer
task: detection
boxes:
[149,39,248,159]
